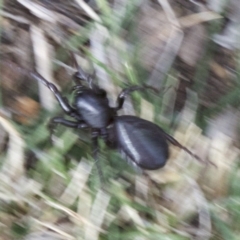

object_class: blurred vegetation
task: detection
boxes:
[0,0,240,239]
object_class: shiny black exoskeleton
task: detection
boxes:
[28,57,202,174]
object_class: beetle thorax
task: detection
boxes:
[74,92,113,128]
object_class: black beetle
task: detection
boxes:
[19,57,202,174]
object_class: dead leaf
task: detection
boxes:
[210,61,229,79]
[11,96,40,125]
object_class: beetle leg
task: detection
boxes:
[29,72,76,115]
[100,128,111,146]
[114,84,174,111]
[48,117,88,143]
[48,117,88,128]
[115,85,158,110]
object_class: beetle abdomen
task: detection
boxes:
[113,116,169,170]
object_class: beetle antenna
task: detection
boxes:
[71,52,95,89]
[115,84,173,111]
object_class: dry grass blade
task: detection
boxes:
[157,0,180,27]
[135,175,149,205]
[148,27,183,89]
[118,205,145,227]
[90,28,117,103]
[85,190,111,240]
[25,231,72,240]
[148,0,183,88]
[43,197,105,233]
[30,25,57,110]
[74,0,117,103]
[74,0,101,22]
[77,190,92,231]
[32,218,75,240]
[202,133,239,198]
[17,0,57,22]
[140,99,154,122]
[0,10,30,24]
[186,177,212,240]
[0,115,25,180]
[179,11,222,28]
[60,160,92,205]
